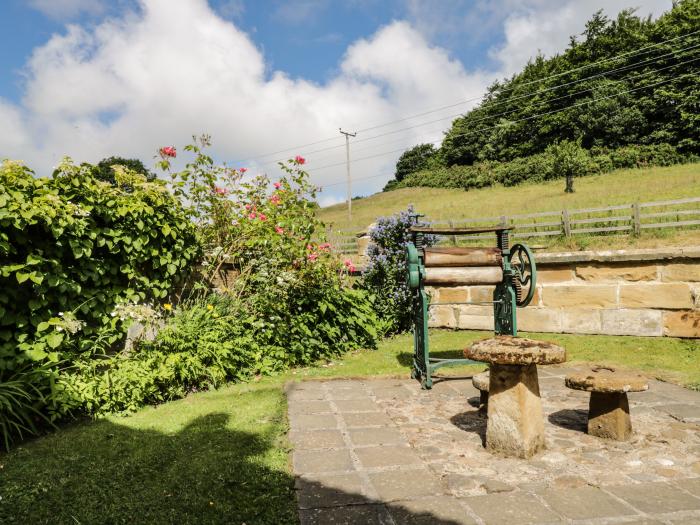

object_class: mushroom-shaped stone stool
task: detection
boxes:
[464,336,566,459]
[472,370,489,413]
[565,367,648,441]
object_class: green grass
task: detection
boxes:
[1,330,698,523]
[318,163,700,250]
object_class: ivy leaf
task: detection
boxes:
[45,332,64,349]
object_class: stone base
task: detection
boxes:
[588,392,632,440]
[486,363,545,458]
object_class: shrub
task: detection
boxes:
[58,140,382,416]
[395,143,695,191]
[0,159,200,371]
[361,206,436,333]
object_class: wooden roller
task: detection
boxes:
[423,266,503,285]
[423,247,502,267]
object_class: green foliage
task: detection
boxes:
[393,143,437,183]
[440,3,700,165]
[397,143,694,190]
[0,363,57,450]
[384,1,699,193]
[0,158,200,446]
[54,140,382,416]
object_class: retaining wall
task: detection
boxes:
[426,246,700,338]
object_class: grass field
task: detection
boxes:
[1,329,698,524]
[318,163,700,251]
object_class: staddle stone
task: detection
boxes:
[464,337,565,459]
[565,366,649,441]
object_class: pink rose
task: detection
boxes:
[258,213,267,221]
[214,186,228,195]
[248,212,256,219]
[343,259,356,272]
[269,194,281,205]
[294,155,306,165]
[275,226,284,234]
[240,167,248,174]
[319,242,331,251]
[273,181,282,189]
[159,146,176,158]
[307,253,318,261]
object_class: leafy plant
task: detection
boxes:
[361,206,436,333]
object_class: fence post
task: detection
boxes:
[632,202,641,236]
[562,209,571,238]
[500,215,508,227]
[448,220,456,245]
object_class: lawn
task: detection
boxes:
[1,330,698,524]
[318,163,700,251]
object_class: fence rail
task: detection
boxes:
[327,196,700,254]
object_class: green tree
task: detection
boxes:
[394,144,437,182]
[547,140,590,193]
[93,157,155,184]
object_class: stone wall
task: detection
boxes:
[426,247,700,338]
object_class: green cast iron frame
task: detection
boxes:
[406,222,537,389]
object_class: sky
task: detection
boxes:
[0,0,674,206]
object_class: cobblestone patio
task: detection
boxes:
[287,366,700,524]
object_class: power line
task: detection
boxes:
[306,47,699,171]
[350,28,700,134]
[233,29,700,165]
[313,57,698,182]
[253,38,700,169]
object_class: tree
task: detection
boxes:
[93,157,155,185]
[547,140,590,193]
[394,144,437,182]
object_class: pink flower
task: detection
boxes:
[275,226,284,234]
[306,244,313,251]
[248,212,257,219]
[269,194,281,205]
[240,167,248,174]
[244,204,251,210]
[294,155,306,165]
[214,186,228,195]
[319,242,331,251]
[343,259,356,273]
[258,213,267,221]
[159,146,177,158]
[307,253,318,261]
[273,181,282,189]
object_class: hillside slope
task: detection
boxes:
[318,163,700,250]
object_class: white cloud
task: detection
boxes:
[2,0,490,201]
[2,0,677,205]
[28,0,105,20]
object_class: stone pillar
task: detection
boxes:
[486,363,545,458]
[588,392,632,440]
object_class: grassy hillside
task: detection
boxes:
[319,163,700,250]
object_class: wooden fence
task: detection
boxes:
[328,196,700,254]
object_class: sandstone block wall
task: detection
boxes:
[427,247,700,338]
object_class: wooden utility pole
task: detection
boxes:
[339,128,357,220]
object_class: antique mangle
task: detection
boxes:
[406,220,537,389]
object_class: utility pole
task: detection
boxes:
[339,128,356,220]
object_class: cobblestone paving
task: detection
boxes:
[287,365,700,525]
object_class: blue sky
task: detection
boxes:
[0,0,672,203]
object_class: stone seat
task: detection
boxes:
[464,336,566,459]
[471,370,489,412]
[565,366,649,441]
